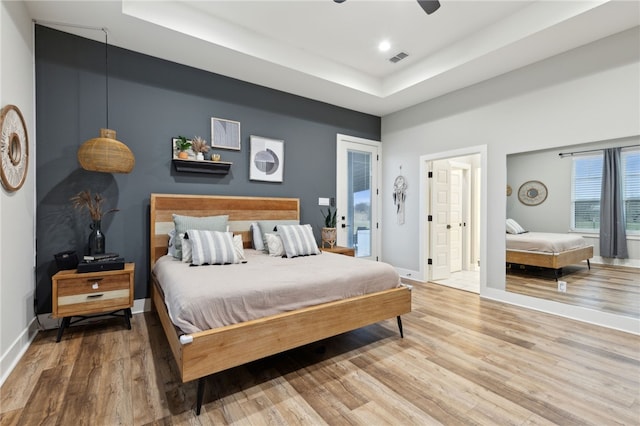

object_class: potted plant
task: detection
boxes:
[191,136,210,160]
[174,136,192,159]
[321,207,338,248]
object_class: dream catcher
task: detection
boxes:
[393,175,407,225]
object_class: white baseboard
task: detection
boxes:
[590,256,640,268]
[395,267,423,282]
[0,318,39,387]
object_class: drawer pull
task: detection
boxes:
[87,293,104,299]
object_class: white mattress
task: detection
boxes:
[506,232,589,253]
[153,249,402,334]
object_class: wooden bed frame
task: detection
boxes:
[149,193,412,415]
[506,245,593,279]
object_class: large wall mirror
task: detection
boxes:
[506,136,639,319]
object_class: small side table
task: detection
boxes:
[321,246,355,257]
[51,263,135,342]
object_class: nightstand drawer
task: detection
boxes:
[56,289,131,317]
[56,273,129,297]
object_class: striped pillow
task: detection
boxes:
[172,214,228,259]
[277,224,320,258]
[186,230,239,265]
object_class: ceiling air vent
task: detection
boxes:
[389,51,409,63]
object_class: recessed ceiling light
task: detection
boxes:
[378,40,391,52]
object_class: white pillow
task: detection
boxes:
[186,230,239,265]
[233,234,246,260]
[180,233,192,263]
[167,229,177,257]
[277,224,321,258]
[265,233,285,257]
[506,218,526,234]
[250,222,264,251]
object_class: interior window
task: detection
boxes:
[571,149,640,233]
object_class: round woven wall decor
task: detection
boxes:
[0,104,29,192]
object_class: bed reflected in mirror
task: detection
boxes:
[505,136,640,319]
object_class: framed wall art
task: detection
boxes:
[249,135,284,182]
[211,117,241,150]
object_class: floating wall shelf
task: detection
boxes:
[172,159,232,175]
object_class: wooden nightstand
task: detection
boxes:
[52,263,134,342]
[321,246,355,257]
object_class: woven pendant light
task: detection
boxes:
[77,29,135,174]
[78,128,135,173]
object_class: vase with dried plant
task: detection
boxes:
[71,190,119,255]
[191,136,210,161]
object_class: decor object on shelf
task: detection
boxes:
[172,136,232,174]
[393,175,407,225]
[211,117,241,150]
[321,207,338,248]
[0,104,29,192]
[71,190,118,255]
[76,28,134,174]
[191,136,210,160]
[518,180,548,206]
[174,136,192,159]
[249,135,284,182]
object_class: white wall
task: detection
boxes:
[381,27,640,333]
[1,1,37,385]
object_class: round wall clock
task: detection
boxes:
[518,180,547,206]
[0,105,29,192]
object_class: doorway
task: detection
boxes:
[420,148,484,293]
[336,134,380,260]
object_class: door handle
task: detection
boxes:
[446,224,451,229]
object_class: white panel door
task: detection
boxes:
[450,169,463,272]
[431,160,451,281]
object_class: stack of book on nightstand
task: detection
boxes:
[77,252,125,273]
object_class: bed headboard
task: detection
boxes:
[150,193,300,270]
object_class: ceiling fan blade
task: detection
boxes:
[417,0,441,15]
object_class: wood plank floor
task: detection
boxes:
[1,281,639,425]
[506,262,640,318]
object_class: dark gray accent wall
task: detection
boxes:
[35,26,380,314]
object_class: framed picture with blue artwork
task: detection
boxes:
[249,135,284,182]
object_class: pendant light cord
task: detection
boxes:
[103,28,109,129]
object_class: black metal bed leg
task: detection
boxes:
[553,269,559,282]
[397,316,404,338]
[587,259,591,270]
[196,377,205,415]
